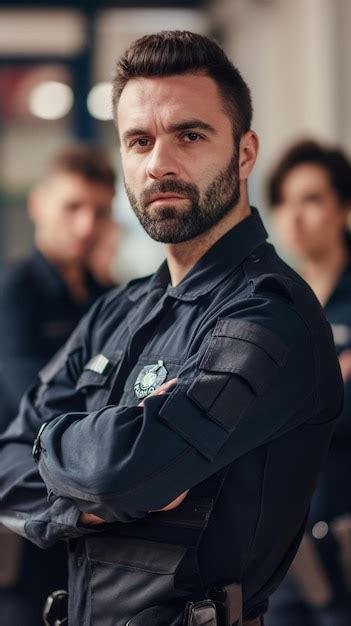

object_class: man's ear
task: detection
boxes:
[238,131,259,181]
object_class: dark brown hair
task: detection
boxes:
[268,140,351,207]
[45,144,116,189]
[113,30,252,144]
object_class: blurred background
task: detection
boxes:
[1,0,350,279]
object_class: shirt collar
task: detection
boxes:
[129,207,268,302]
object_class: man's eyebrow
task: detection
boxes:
[122,128,148,142]
[168,119,217,134]
[122,119,217,142]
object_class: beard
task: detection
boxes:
[124,153,240,243]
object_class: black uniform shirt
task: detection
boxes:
[0,209,343,618]
[0,248,108,432]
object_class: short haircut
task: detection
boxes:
[113,30,252,145]
[268,140,351,207]
[45,144,116,189]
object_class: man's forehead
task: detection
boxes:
[117,73,226,129]
[46,173,114,199]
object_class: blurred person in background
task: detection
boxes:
[266,140,351,626]
[0,144,118,626]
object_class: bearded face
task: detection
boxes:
[125,152,240,243]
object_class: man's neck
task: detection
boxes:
[166,195,252,286]
[300,242,348,306]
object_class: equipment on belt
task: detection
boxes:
[43,583,263,626]
[42,589,68,626]
[184,582,242,625]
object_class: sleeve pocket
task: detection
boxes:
[160,318,289,461]
[188,318,289,431]
[200,318,288,392]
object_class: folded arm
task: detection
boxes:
[37,297,322,524]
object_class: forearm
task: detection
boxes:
[0,440,100,547]
[37,398,195,521]
[79,489,190,526]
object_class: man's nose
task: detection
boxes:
[146,140,180,180]
[291,203,304,224]
[284,202,303,223]
[74,209,95,239]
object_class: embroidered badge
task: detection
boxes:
[134,360,168,399]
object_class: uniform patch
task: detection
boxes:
[134,360,168,399]
[84,354,110,375]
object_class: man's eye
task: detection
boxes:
[304,194,322,204]
[183,132,201,142]
[66,203,81,212]
[130,138,150,148]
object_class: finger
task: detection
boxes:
[156,489,189,511]
[79,512,106,525]
[152,378,177,394]
[138,378,178,406]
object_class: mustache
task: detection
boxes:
[141,179,199,206]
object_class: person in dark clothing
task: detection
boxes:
[266,140,351,626]
[0,33,343,626]
[0,144,117,625]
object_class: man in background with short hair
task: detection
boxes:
[0,144,118,626]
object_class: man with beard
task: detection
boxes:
[0,31,343,626]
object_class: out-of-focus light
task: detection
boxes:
[29,81,73,120]
[87,82,113,121]
[312,521,329,540]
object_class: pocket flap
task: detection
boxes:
[86,536,186,574]
[199,318,288,396]
[203,318,288,365]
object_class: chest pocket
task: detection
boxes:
[76,350,122,411]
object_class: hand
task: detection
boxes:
[138,378,177,407]
[338,350,351,383]
[155,490,189,511]
[79,512,106,526]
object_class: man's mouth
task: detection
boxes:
[148,193,186,204]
